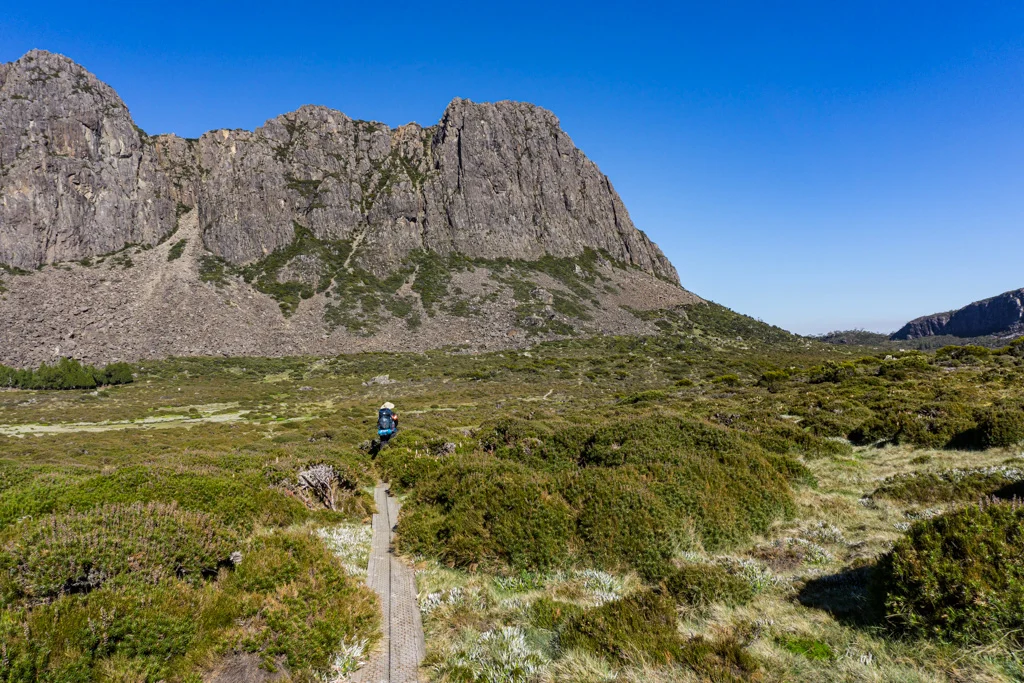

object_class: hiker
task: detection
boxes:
[377,402,398,443]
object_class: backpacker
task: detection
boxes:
[377,408,396,436]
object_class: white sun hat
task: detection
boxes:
[380,402,395,410]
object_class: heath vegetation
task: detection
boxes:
[1,303,1023,681]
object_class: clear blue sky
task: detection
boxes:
[2,1,1022,334]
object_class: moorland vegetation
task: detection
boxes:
[0,303,1023,681]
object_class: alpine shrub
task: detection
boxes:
[872,467,1024,504]
[664,563,754,607]
[561,468,675,580]
[1,502,239,601]
[559,589,682,664]
[874,500,1024,643]
[974,408,1024,449]
[396,458,573,571]
[679,636,761,682]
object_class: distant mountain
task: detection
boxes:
[0,50,699,367]
[891,289,1024,341]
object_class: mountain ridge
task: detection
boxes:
[0,49,677,281]
[891,288,1024,340]
[0,49,699,367]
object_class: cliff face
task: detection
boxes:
[0,50,698,367]
[892,289,1024,340]
[0,50,191,268]
[0,50,677,282]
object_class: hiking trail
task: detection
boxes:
[352,483,425,683]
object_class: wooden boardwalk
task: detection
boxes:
[352,483,425,683]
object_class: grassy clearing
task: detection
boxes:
[0,311,1022,680]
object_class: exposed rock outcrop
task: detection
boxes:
[0,50,191,268]
[0,50,677,282]
[0,49,699,367]
[892,289,1024,340]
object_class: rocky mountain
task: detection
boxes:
[0,50,698,366]
[891,288,1024,340]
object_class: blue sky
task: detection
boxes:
[2,1,1022,334]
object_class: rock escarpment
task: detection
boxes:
[0,50,698,366]
[892,289,1024,340]
[0,51,192,268]
[0,50,676,281]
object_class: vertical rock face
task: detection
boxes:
[0,50,186,269]
[892,289,1024,340]
[423,99,675,277]
[0,50,678,283]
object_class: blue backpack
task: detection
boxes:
[377,408,396,436]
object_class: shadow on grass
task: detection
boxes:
[797,565,882,629]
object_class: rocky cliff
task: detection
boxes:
[0,50,676,281]
[891,289,1024,340]
[0,50,697,366]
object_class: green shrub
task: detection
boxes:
[529,596,584,630]
[1006,338,1024,358]
[0,581,230,682]
[559,590,682,664]
[663,563,754,607]
[872,467,1024,504]
[562,468,675,579]
[396,458,573,571]
[1,502,239,601]
[101,362,134,385]
[808,360,856,384]
[0,358,134,390]
[850,402,975,448]
[228,529,379,671]
[874,500,1024,643]
[757,369,790,392]
[974,409,1024,448]
[679,636,761,682]
[0,466,312,532]
[0,528,378,682]
[936,345,993,363]
[617,389,667,404]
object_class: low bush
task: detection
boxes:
[0,465,315,531]
[874,500,1024,643]
[679,636,761,682]
[229,530,379,669]
[808,360,856,384]
[0,581,230,682]
[0,528,378,682]
[561,468,675,580]
[973,408,1024,449]
[167,238,187,261]
[396,458,573,571]
[529,596,584,630]
[1,502,238,601]
[395,415,800,574]
[559,590,682,664]
[757,369,790,392]
[849,402,975,448]
[664,563,754,607]
[872,466,1024,504]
